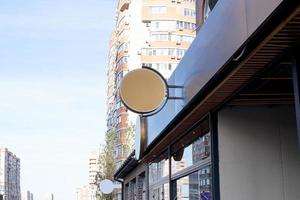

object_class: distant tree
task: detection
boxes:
[123,122,135,157]
[96,129,117,200]
[96,123,135,200]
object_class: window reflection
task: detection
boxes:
[137,173,146,200]
[149,183,169,200]
[130,179,137,200]
[172,132,211,175]
[149,151,169,200]
[175,166,212,200]
[149,152,169,184]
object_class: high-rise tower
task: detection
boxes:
[0,148,21,200]
[106,1,196,198]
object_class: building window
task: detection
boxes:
[117,115,122,124]
[116,130,121,139]
[117,43,128,54]
[142,63,177,71]
[174,166,212,200]
[141,48,186,57]
[149,151,169,200]
[149,6,166,14]
[184,8,196,17]
[149,183,169,200]
[183,0,195,3]
[176,21,196,30]
[150,20,176,31]
[125,183,130,200]
[149,151,169,184]
[150,20,196,31]
[170,119,212,200]
[137,173,147,200]
[116,56,128,69]
[150,34,194,43]
[129,179,137,200]
[116,144,123,158]
[171,132,211,175]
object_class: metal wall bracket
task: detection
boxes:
[168,85,184,100]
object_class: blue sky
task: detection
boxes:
[0,0,116,199]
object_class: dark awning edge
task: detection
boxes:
[114,150,138,180]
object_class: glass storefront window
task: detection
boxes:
[174,166,212,200]
[172,132,211,175]
[149,151,169,200]
[130,179,137,200]
[149,151,169,184]
[125,183,129,200]
[137,173,146,200]
[149,183,169,200]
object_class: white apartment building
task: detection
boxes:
[21,191,33,200]
[76,186,89,200]
[106,0,196,167]
[0,148,21,200]
[88,150,101,200]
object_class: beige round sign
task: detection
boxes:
[119,68,167,113]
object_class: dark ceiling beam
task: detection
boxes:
[260,77,292,80]
[239,93,293,96]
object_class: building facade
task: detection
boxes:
[21,191,33,200]
[106,0,197,172]
[0,148,21,200]
[114,0,300,200]
[76,186,90,200]
[88,150,102,200]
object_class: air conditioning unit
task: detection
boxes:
[176,41,181,45]
[179,28,183,31]
[137,51,142,55]
[171,56,176,59]
[125,21,129,25]
[146,23,151,27]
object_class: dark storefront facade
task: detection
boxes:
[114,0,300,199]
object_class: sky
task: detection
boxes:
[0,0,116,199]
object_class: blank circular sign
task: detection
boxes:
[119,68,167,113]
[99,179,114,194]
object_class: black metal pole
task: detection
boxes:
[292,55,300,153]
[210,112,220,200]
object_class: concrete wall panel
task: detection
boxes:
[218,106,300,200]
